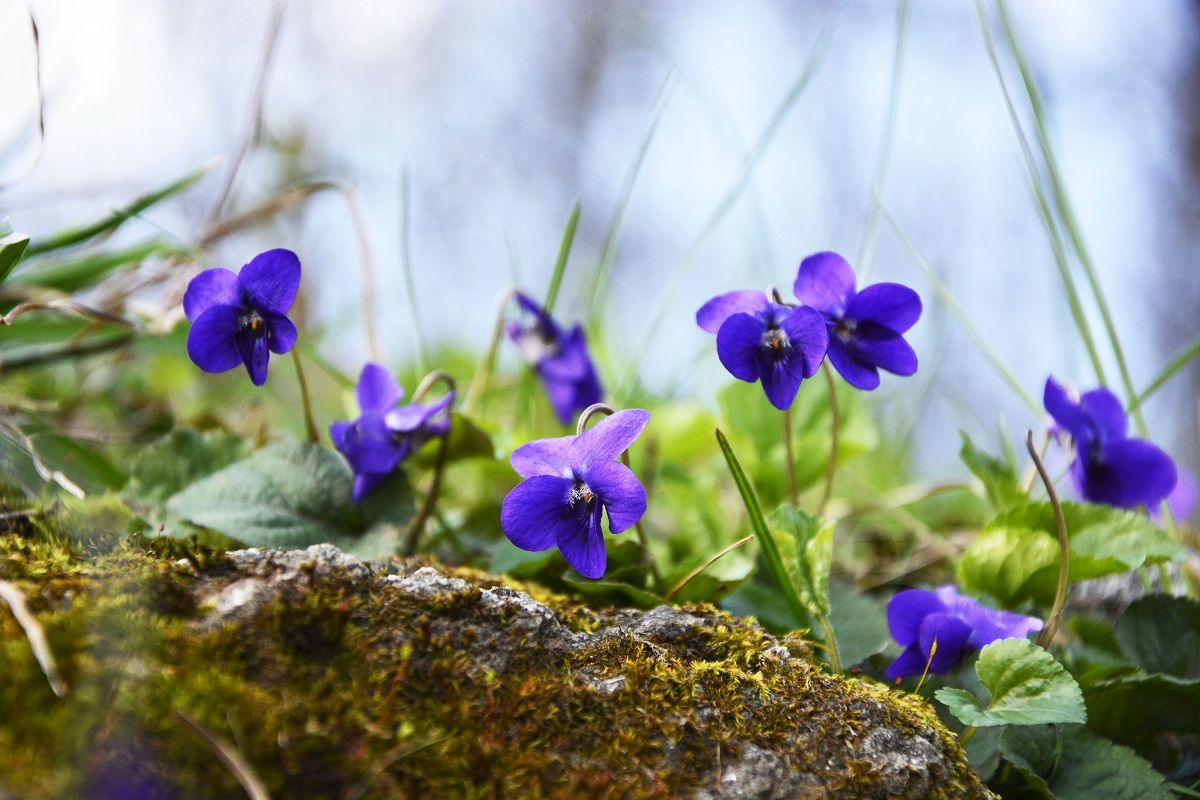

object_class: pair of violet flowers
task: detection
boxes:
[697,251,921,409]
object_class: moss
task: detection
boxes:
[0,532,987,799]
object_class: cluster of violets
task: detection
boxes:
[184,247,1186,680]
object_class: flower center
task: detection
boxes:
[761,327,791,359]
[834,317,857,342]
[239,309,266,336]
[568,480,596,508]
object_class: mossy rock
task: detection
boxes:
[0,536,991,799]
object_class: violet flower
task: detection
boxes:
[695,291,828,410]
[508,292,602,424]
[500,409,649,578]
[793,251,922,391]
[184,248,301,386]
[1044,376,1177,509]
[886,585,1043,679]
[330,363,452,503]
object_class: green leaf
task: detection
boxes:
[543,200,579,314]
[165,440,413,557]
[412,413,494,467]
[769,505,832,618]
[1084,672,1200,747]
[10,240,184,293]
[958,431,1024,509]
[827,581,890,667]
[935,638,1086,727]
[957,502,1182,606]
[123,429,248,527]
[0,224,30,285]
[1001,725,1173,800]
[1114,595,1200,679]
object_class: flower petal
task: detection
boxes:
[1078,438,1178,509]
[556,502,607,579]
[852,325,918,376]
[539,326,594,382]
[583,459,647,534]
[755,349,805,410]
[264,311,297,355]
[885,644,930,680]
[183,268,240,321]
[825,338,880,390]
[569,408,650,471]
[792,251,856,315]
[356,363,404,413]
[238,248,301,313]
[540,373,583,425]
[510,436,574,479]
[186,305,243,374]
[387,393,452,433]
[887,588,945,647]
[234,327,271,386]
[715,312,766,382]
[845,282,922,333]
[352,472,389,504]
[934,585,1042,648]
[512,291,563,340]
[781,306,829,378]
[1044,377,1090,443]
[500,475,576,552]
[1080,387,1127,444]
[918,612,974,675]
[696,290,770,334]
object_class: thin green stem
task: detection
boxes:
[398,169,428,374]
[818,363,839,517]
[663,535,753,603]
[545,201,580,316]
[959,726,977,747]
[1028,431,1069,649]
[1131,333,1200,411]
[463,289,516,418]
[783,408,798,508]
[815,613,843,673]
[291,349,319,444]
[401,371,457,556]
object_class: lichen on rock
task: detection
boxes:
[0,535,991,799]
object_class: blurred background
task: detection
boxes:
[1,0,1197,479]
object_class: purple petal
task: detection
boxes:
[792,251,856,315]
[887,588,945,647]
[755,349,805,410]
[1079,438,1178,509]
[541,373,583,425]
[569,408,650,471]
[387,393,452,433]
[715,312,766,382]
[500,475,576,552]
[352,472,389,503]
[583,459,646,534]
[696,290,771,334]
[1080,388,1127,444]
[334,413,403,475]
[918,612,974,674]
[1044,377,1090,443]
[238,248,301,314]
[264,311,297,355]
[934,585,1042,648]
[885,644,930,680]
[510,436,574,479]
[512,291,563,340]
[234,327,271,386]
[826,338,880,390]
[556,502,607,579]
[852,326,918,376]
[1154,469,1199,523]
[356,363,404,413]
[845,283,922,334]
[183,268,240,321]
[781,306,829,378]
[186,305,242,374]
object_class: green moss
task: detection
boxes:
[0,530,986,799]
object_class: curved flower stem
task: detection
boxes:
[577,403,663,590]
[401,371,457,557]
[782,408,799,508]
[818,362,840,517]
[463,289,517,418]
[291,349,319,444]
[1027,430,1069,649]
[664,535,753,603]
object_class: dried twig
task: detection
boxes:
[0,579,67,697]
[173,711,272,800]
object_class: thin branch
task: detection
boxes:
[174,711,272,800]
[0,579,67,697]
[1027,430,1069,649]
[0,10,45,189]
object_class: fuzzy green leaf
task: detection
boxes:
[123,429,248,528]
[1115,595,1200,679]
[1001,725,1172,800]
[769,505,833,618]
[1084,672,1200,747]
[936,638,1085,727]
[958,431,1024,509]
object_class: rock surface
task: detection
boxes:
[0,538,990,799]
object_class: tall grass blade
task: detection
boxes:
[398,169,428,374]
[1131,333,1200,412]
[544,200,580,314]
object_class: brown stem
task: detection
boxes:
[1027,430,1069,649]
[291,349,319,444]
[401,372,457,556]
[664,535,753,602]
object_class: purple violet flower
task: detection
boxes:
[793,251,922,391]
[500,409,649,578]
[330,363,452,503]
[1151,469,1197,524]
[886,585,1043,679]
[508,292,602,424]
[1044,376,1177,509]
[695,291,828,410]
[184,248,301,386]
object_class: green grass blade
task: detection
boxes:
[972,0,1108,388]
[25,161,213,257]
[544,200,580,314]
[857,0,911,280]
[0,229,30,286]
[618,35,830,398]
[586,72,675,331]
[885,207,1040,415]
[398,169,428,374]
[1131,333,1200,412]
[715,427,809,626]
[992,0,1146,435]
[10,240,185,293]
